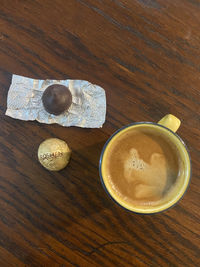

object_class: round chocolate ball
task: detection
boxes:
[42,84,72,115]
[38,138,71,171]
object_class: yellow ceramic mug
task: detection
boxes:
[99,115,191,214]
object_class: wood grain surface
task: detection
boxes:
[0,0,199,266]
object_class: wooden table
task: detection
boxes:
[0,1,199,266]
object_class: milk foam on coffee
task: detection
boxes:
[124,148,167,201]
[104,127,180,207]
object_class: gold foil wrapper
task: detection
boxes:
[38,138,71,171]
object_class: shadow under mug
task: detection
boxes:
[99,114,191,214]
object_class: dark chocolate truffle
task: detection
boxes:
[42,84,72,115]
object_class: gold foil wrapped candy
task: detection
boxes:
[38,138,71,171]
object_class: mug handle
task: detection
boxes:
[158,114,181,133]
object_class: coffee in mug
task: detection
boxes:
[100,115,191,214]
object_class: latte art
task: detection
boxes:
[104,127,180,207]
[124,148,167,201]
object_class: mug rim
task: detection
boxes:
[99,122,192,214]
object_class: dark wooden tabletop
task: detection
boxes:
[0,1,199,266]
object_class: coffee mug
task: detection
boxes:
[99,114,191,214]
